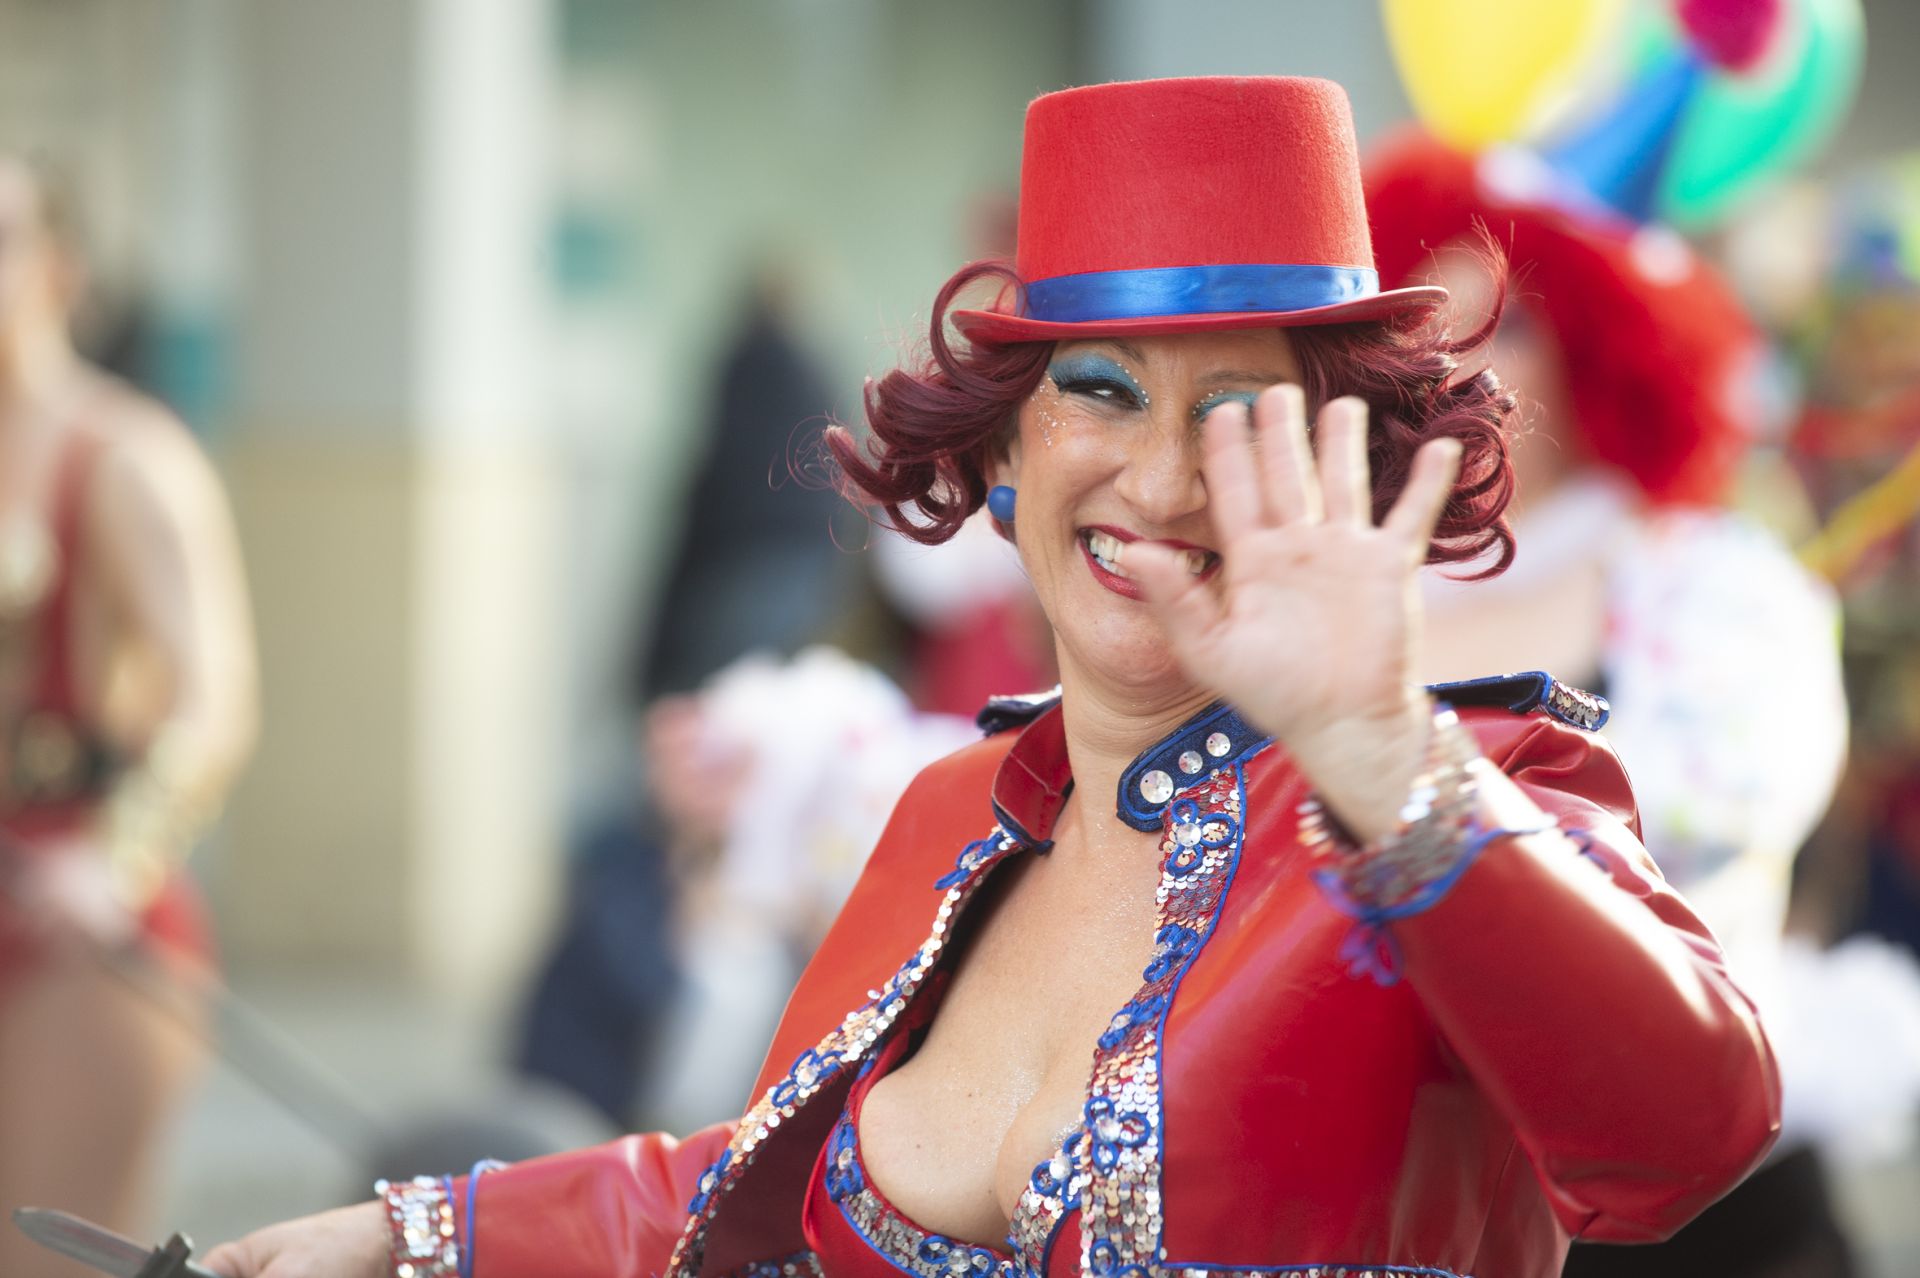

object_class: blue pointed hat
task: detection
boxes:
[1545,48,1706,224]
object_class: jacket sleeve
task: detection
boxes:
[1393,715,1781,1243]
[452,1123,734,1278]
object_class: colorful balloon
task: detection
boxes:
[1381,0,1626,148]
[1656,0,1865,228]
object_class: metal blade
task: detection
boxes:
[12,1209,153,1278]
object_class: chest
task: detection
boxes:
[0,428,135,734]
[856,822,1165,1246]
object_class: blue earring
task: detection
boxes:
[986,485,1017,522]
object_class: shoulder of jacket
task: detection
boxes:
[976,686,1064,735]
[1426,670,1609,732]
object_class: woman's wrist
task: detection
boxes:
[1282,690,1436,843]
[1300,704,1487,910]
[1298,702,1566,988]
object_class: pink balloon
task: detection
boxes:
[1676,0,1787,71]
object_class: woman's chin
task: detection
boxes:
[1058,616,1190,695]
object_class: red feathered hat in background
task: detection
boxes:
[954,77,1447,343]
[1365,128,1761,507]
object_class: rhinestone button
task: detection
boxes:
[1177,749,1204,774]
[1139,769,1174,804]
[1205,731,1232,757]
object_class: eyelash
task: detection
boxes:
[1055,375,1146,409]
[1050,374,1263,422]
[1192,393,1259,421]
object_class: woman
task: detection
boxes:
[207,76,1775,1278]
[0,156,259,1275]
[1364,130,1859,1277]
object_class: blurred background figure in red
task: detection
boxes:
[1371,0,1920,1273]
[0,153,258,1276]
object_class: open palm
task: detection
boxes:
[1129,386,1462,753]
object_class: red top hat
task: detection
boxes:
[954,76,1446,344]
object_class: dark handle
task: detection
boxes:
[134,1233,223,1278]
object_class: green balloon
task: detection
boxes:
[1658,0,1865,229]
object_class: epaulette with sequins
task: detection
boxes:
[975,687,1064,735]
[1425,670,1610,732]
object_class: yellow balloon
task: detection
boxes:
[1383,0,1625,147]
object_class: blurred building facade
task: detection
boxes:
[0,0,1910,980]
[0,0,1094,1000]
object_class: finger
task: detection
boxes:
[1316,396,1371,525]
[1197,401,1264,542]
[200,1240,254,1278]
[1249,384,1321,524]
[1123,540,1227,662]
[1382,436,1465,552]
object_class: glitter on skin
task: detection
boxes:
[1025,377,1066,448]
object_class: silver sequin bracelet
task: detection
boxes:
[376,1174,460,1278]
[1297,703,1486,914]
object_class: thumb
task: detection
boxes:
[1123,540,1225,664]
[200,1238,262,1278]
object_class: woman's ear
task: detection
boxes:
[984,433,1023,542]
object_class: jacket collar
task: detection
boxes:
[989,695,1273,845]
[986,668,1611,846]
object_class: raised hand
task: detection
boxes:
[1126,386,1462,840]
[200,1202,390,1278]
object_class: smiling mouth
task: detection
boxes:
[1080,529,1218,580]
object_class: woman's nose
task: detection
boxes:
[1111,423,1207,529]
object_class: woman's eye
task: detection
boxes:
[1056,376,1143,408]
[1194,391,1261,421]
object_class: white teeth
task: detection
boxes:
[1084,531,1212,580]
[1086,531,1130,577]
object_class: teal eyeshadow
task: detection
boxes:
[1193,390,1261,420]
[1048,352,1148,404]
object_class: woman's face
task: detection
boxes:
[992,329,1302,697]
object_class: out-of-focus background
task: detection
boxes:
[3,0,1920,1271]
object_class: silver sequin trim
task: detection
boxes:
[665,829,1022,1278]
[1078,768,1243,1277]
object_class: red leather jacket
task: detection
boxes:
[462,678,1778,1278]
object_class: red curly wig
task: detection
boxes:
[826,260,1520,578]
[1364,127,1761,507]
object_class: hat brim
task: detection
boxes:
[950,284,1449,345]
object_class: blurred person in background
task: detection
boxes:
[1366,130,1886,1278]
[635,506,1050,1127]
[208,77,1777,1278]
[632,646,980,1128]
[1737,158,1920,964]
[631,258,858,703]
[516,260,857,1130]
[0,155,258,1273]
[871,508,1054,717]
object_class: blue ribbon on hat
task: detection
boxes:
[1024,262,1380,322]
